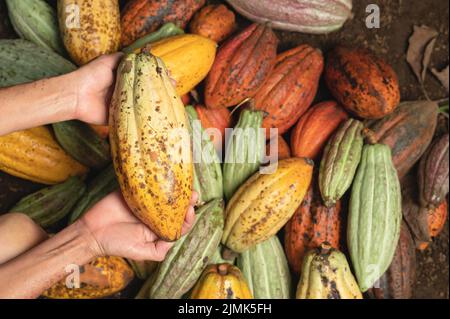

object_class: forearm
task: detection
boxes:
[0,72,78,136]
[0,220,100,299]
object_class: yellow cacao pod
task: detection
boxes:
[0,126,87,184]
[109,52,193,242]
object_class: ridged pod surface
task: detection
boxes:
[222,108,265,200]
[319,119,364,207]
[285,185,342,274]
[189,4,236,43]
[237,236,291,299]
[148,199,224,299]
[296,244,362,299]
[368,222,416,299]
[254,45,324,136]
[348,144,402,292]
[205,23,278,109]
[0,126,87,184]
[191,264,253,299]
[57,0,121,65]
[367,100,438,179]
[226,0,353,34]
[194,104,232,152]
[290,101,349,160]
[325,46,400,119]
[222,158,314,253]
[10,176,86,228]
[417,134,449,208]
[109,53,193,241]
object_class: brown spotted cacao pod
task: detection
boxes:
[189,4,236,43]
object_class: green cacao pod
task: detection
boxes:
[148,199,224,299]
[10,176,86,227]
[296,243,362,299]
[128,260,158,280]
[417,133,449,208]
[237,236,291,299]
[53,120,111,169]
[223,107,265,200]
[210,245,235,265]
[0,39,75,88]
[348,143,402,292]
[319,119,364,207]
[185,105,223,205]
[69,164,119,224]
[6,0,65,54]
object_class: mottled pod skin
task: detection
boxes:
[254,45,324,137]
[237,236,292,299]
[43,257,134,299]
[57,0,121,66]
[368,222,416,299]
[121,0,206,47]
[319,119,364,207]
[296,244,362,299]
[222,158,314,253]
[290,101,349,160]
[348,144,402,292]
[418,134,449,208]
[285,185,342,274]
[190,4,236,43]
[109,53,193,242]
[191,264,253,299]
[368,101,438,179]
[205,23,278,109]
[325,47,400,119]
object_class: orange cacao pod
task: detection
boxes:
[194,104,232,152]
[189,4,236,43]
[265,135,291,163]
[204,23,278,109]
[290,101,349,160]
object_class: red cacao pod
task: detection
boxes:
[194,104,232,152]
[325,47,400,119]
[254,45,324,137]
[204,23,278,109]
[290,101,349,160]
[284,184,342,274]
[121,0,206,46]
[265,135,291,163]
[189,4,236,43]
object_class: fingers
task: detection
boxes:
[96,52,124,70]
[181,205,196,236]
[190,191,199,206]
[134,240,174,262]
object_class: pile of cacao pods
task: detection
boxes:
[0,0,448,299]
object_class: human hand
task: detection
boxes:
[79,191,198,261]
[72,53,123,125]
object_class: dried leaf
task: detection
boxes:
[406,25,438,84]
[431,65,449,93]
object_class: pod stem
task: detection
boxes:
[362,128,378,145]
[221,247,238,261]
[218,264,229,276]
[319,242,332,254]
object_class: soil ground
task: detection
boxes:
[0,0,448,299]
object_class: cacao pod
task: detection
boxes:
[296,243,362,299]
[265,135,291,163]
[222,158,313,254]
[319,119,364,207]
[109,53,193,242]
[367,100,438,179]
[194,104,232,153]
[147,34,217,96]
[237,236,292,299]
[210,245,235,265]
[6,0,65,54]
[417,133,449,208]
[290,101,349,160]
[428,200,448,241]
[0,126,88,185]
[53,120,111,169]
[285,185,342,275]
[222,108,265,200]
[69,164,119,224]
[226,0,353,34]
[0,39,75,88]
[128,260,158,280]
[205,23,278,109]
[254,45,324,136]
[121,0,206,47]
[325,46,400,119]
[348,143,402,292]
[42,256,134,299]
[148,199,224,299]
[191,264,253,299]
[185,106,223,205]
[57,0,121,65]
[189,4,236,43]
[368,222,416,299]
[10,176,86,228]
